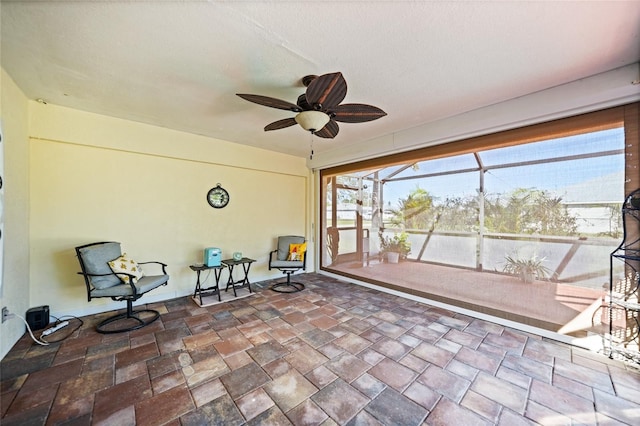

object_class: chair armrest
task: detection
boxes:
[138,261,168,275]
[269,250,278,270]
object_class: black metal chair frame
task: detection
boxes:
[76,241,169,334]
[268,237,307,293]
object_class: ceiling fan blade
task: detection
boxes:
[331,104,387,123]
[237,94,301,112]
[264,118,297,131]
[305,72,347,110]
[314,119,339,139]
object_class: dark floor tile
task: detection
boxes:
[147,351,191,379]
[0,400,51,426]
[0,374,27,395]
[84,339,129,361]
[46,393,94,426]
[285,344,329,374]
[55,369,113,407]
[0,352,57,381]
[135,384,195,426]
[219,361,270,399]
[180,394,244,426]
[5,382,58,417]
[1,389,17,418]
[92,375,152,423]
[20,359,83,392]
[246,340,289,365]
[260,357,292,380]
[246,405,293,426]
[300,328,337,348]
[115,342,159,369]
[368,358,416,391]
[311,378,370,424]
[213,334,253,358]
[364,387,428,426]
[325,352,370,383]
[340,318,373,335]
[306,365,338,389]
[347,409,385,426]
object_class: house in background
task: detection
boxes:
[1,2,639,362]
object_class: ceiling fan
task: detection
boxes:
[237,72,386,139]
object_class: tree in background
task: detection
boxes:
[436,195,479,232]
[388,187,433,229]
[388,186,577,236]
[484,188,577,235]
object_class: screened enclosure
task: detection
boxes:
[320,103,640,344]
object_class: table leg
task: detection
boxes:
[242,262,253,293]
[226,264,238,297]
[193,270,202,305]
[214,268,222,301]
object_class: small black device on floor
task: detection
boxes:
[26,305,50,330]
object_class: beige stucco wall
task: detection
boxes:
[0,68,31,359]
[26,103,310,324]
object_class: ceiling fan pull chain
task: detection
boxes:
[309,132,314,160]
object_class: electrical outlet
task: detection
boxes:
[2,307,11,323]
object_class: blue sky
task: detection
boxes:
[381,128,625,206]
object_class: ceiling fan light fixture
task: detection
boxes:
[295,110,330,133]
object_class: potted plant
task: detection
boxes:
[503,254,550,283]
[379,231,411,263]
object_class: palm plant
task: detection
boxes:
[503,254,551,283]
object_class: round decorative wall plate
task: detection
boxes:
[207,184,230,209]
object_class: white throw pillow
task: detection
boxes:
[108,253,144,284]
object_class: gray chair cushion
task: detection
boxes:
[91,274,169,298]
[270,260,304,269]
[277,236,305,261]
[78,242,122,289]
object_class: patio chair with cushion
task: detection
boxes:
[75,241,169,333]
[268,235,307,293]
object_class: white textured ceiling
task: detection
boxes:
[2,1,639,158]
